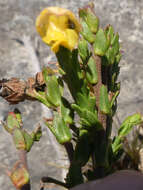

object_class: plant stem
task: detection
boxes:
[92,54,107,130]
[64,142,74,163]
[18,150,31,190]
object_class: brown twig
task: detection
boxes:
[92,53,107,130]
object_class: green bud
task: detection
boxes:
[93,28,110,56]
[99,85,111,114]
[46,112,72,144]
[86,56,98,84]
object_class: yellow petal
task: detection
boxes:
[36,7,81,53]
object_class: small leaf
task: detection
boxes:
[9,164,30,189]
[13,128,26,150]
[86,11,99,33]
[86,57,98,84]
[61,98,73,124]
[93,29,110,56]
[110,91,120,107]
[105,25,114,44]
[43,68,62,107]
[23,130,34,152]
[80,20,95,43]
[99,85,111,114]
[112,113,143,154]
[76,92,96,112]
[72,104,102,130]
[78,39,90,62]
[34,90,54,108]
[6,112,21,133]
[118,113,143,137]
[46,112,72,144]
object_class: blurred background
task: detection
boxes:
[0,0,143,189]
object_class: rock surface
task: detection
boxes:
[0,0,143,189]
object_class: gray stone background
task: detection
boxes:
[0,0,143,189]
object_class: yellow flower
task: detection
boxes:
[36,7,80,53]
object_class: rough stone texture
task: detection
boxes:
[0,0,143,189]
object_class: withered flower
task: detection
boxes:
[0,78,27,104]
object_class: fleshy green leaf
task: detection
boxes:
[93,29,110,56]
[72,104,102,130]
[80,20,95,43]
[22,130,34,152]
[99,85,111,114]
[43,68,62,107]
[112,113,143,153]
[86,56,98,84]
[86,11,99,33]
[61,98,73,124]
[46,112,72,144]
[13,128,26,150]
[78,39,90,62]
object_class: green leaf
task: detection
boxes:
[6,112,21,133]
[79,5,99,33]
[61,98,73,124]
[105,46,116,64]
[76,92,96,112]
[86,11,99,33]
[78,39,90,62]
[46,112,72,144]
[35,90,54,108]
[72,104,102,130]
[80,20,95,43]
[118,113,143,136]
[105,25,114,44]
[93,29,110,56]
[112,113,143,153]
[110,91,120,107]
[115,53,122,63]
[23,130,34,152]
[13,128,26,150]
[86,56,98,84]
[43,68,62,107]
[99,85,111,114]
